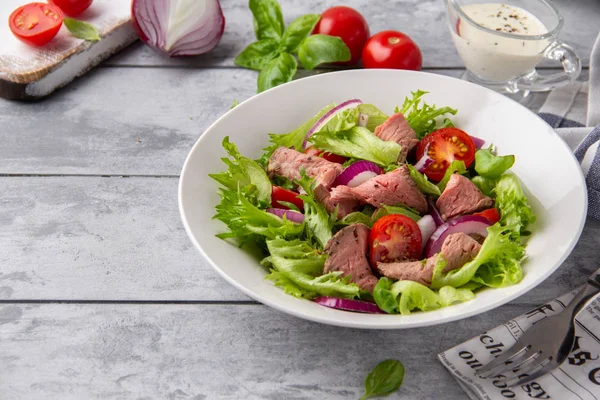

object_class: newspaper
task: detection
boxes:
[438,290,600,399]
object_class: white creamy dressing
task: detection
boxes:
[451,3,550,81]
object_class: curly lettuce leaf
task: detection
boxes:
[431,223,525,289]
[475,147,515,179]
[296,173,336,249]
[396,90,458,139]
[214,186,304,242]
[388,281,474,315]
[209,137,272,204]
[437,160,467,191]
[356,104,389,131]
[257,103,335,166]
[309,126,402,167]
[407,164,441,197]
[265,238,360,299]
[495,174,536,240]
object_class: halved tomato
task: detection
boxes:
[416,128,476,181]
[304,146,348,164]
[473,208,500,224]
[9,3,64,47]
[272,186,304,211]
[369,214,422,265]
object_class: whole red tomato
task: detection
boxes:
[313,6,370,64]
[48,0,93,17]
[362,30,422,70]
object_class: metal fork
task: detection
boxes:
[476,269,600,387]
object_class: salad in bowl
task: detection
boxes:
[209,90,535,316]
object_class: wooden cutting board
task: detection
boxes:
[0,0,137,100]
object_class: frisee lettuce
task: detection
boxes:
[396,90,457,139]
[296,173,336,249]
[265,238,361,299]
[495,173,536,240]
[309,126,401,167]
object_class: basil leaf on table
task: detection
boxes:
[234,38,281,70]
[280,14,320,53]
[257,53,298,93]
[474,148,515,179]
[249,0,285,41]
[361,359,405,400]
[64,18,101,42]
[298,34,351,70]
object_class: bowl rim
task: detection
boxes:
[178,69,588,329]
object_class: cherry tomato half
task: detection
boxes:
[304,146,348,164]
[9,3,64,47]
[416,128,476,182]
[473,208,500,224]
[313,6,370,64]
[370,214,422,266]
[48,0,93,17]
[272,186,304,211]
[362,30,422,70]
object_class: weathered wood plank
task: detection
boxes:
[1,176,599,302]
[0,302,538,400]
[104,0,600,68]
[0,67,466,176]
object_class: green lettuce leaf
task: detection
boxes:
[265,238,361,299]
[437,160,467,191]
[209,137,272,204]
[257,103,335,166]
[396,90,458,139]
[336,211,374,228]
[214,186,304,241]
[309,126,401,167]
[388,280,474,315]
[371,205,422,223]
[471,175,497,197]
[475,147,515,179]
[319,107,360,134]
[407,164,441,197]
[356,104,389,132]
[437,286,476,307]
[373,277,399,314]
[431,223,526,289]
[495,174,536,240]
[297,173,336,249]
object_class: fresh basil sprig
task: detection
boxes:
[361,359,405,399]
[64,18,101,42]
[235,0,351,92]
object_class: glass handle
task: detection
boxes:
[516,42,582,92]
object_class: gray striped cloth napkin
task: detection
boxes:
[538,32,600,219]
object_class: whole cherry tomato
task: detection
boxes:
[313,6,370,64]
[48,0,93,17]
[362,30,422,70]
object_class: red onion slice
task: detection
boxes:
[333,160,383,188]
[266,208,305,224]
[427,198,444,227]
[471,135,485,149]
[314,296,386,314]
[414,154,434,173]
[417,215,436,249]
[132,0,225,57]
[302,99,362,149]
[424,215,491,258]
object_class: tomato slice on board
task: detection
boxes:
[416,128,476,182]
[48,0,93,17]
[473,208,500,224]
[9,3,64,47]
[369,214,422,266]
[304,146,348,164]
[272,186,304,211]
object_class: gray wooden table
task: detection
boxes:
[1,1,600,399]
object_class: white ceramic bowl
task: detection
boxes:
[179,69,587,329]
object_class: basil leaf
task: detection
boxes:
[235,39,281,70]
[64,18,101,42]
[298,34,351,70]
[249,0,285,41]
[373,278,399,314]
[474,148,515,179]
[257,53,298,93]
[361,360,405,400]
[281,14,320,53]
